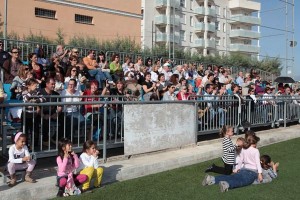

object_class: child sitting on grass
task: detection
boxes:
[253,154,279,184]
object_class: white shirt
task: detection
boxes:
[61,89,81,113]
[8,144,30,164]
[78,152,99,171]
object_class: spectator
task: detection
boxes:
[83,50,105,89]
[28,53,44,81]
[142,72,158,101]
[157,73,168,92]
[36,47,50,69]
[40,77,63,145]
[150,65,159,82]
[52,45,69,67]
[177,86,189,100]
[65,66,81,91]
[96,52,114,84]
[161,63,172,81]
[48,55,65,76]
[122,56,131,73]
[144,57,153,72]
[173,65,184,80]
[236,71,244,87]
[255,80,264,95]
[22,78,45,147]
[2,47,23,83]
[109,53,123,81]
[61,79,85,138]
[10,65,28,100]
[197,64,205,77]
[134,56,143,72]
[0,40,10,68]
[162,84,177,101]
[54,72,64,94]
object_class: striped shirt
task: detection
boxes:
[221,137,236,165]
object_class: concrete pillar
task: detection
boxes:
[203,0,208,56]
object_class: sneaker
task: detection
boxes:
[56,189,64,197]
[202,174,214,186]
[219,181,229,192]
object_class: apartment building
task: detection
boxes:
[141,0,261,58]
[0,0,142,43]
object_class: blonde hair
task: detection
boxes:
[219,125,233,137]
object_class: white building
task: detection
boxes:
[141,0,261,58]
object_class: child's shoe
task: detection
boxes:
[56,188,64,197]
[8,174,17,187]
[219,181,229,192]
[25,171,36,183]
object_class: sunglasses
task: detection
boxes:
[73,51,79,53]
[25,68,29,70]
[12,51,19,54]
[171,87,175,89]
[71,70,77,72]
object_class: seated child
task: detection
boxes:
[253,154,279,184]
[78,140,104,191]
[56,138,88,197]
[7,132,36,187]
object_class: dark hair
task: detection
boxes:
[169,74,179,85]
[58,138,72,159]
[219,125,233,137]
[69,56,78,62]
[245,130,256,140]
[68,78,77,87]
[82,140,96,153]
[236,137,246,155]
[260,155,272,170]
[25,78,39,86]
[45,77,55,84]
[28,53,37,62]
[243,134,260,149]
[66,66,78,77]
[205,84,212,91]
[96,51,106,63]
[111,53,120,61]
[144,72,151,77]
[158,73,165,81]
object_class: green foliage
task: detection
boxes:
[23,30,53,44]
[55,28,65,45]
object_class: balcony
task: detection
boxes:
[155,0,180,9]
[155,15,167,25]
[194,39,205,48]
[195,7,216,17]
[230,15,261,25]
[195,23,216,33]
[194,39,215,48]
[155,15,180,26]
[230,29,260,39]
[229,0,260,11]
[156,33,180,43]
[229,44,260,53]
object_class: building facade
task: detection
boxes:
[0,0,142,43]
[141,0,261,58]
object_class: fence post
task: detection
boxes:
[1,107,6,157]
[194,102,198,143]
[103,102,108,163]
[284,102,287,128]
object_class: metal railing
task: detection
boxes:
[1,95,300,161]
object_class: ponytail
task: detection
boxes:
[243,134,260,149]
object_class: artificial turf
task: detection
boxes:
[59,137,300,200]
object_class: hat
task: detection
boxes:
[163,63,170,67]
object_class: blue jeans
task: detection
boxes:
[103,71,113,81]
[215,169,257,189]
[88,69,106,88]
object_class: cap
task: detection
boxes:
[163,63,170,67]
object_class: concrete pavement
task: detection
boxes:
[1,125,300,200]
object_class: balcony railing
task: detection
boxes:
[229,0,260,11]
[195,23,215,32]
[194,38,215,48]
[156,0,180,8]
[156,33,180,43]
[229,44,260,53]
[230,15,261,25]
[230,29,260,39]
[195,7,216,16]
[155,15,180,26]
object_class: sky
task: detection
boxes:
[259,0,299,80]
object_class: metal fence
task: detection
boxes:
[1,95,300,161]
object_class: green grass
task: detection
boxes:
[61,138,300,200]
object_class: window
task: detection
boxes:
[190,16,194,27]
[180,0,186,7]
[190,32,193,43]
[223,37,226,47]
[223,23,226,33]
[215,5,220,15]
[190,0,193,10]
[223,8,226,17]
[35,8,56,19]
[75,14,93,25]
[180,30,186,41]
[215,21,220,31]
[216,38,220,46]
[181,14,186,24]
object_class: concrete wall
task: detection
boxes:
[124,103,196,155]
